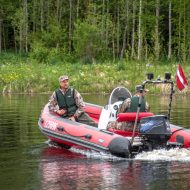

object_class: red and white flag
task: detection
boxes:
[176,64,188,91]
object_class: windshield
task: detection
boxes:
[108,86,132,105]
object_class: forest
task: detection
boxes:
[0,0,190,93]
[1,0,190,63]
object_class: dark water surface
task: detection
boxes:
[1,94,190,190]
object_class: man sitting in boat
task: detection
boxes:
[119,85,149,113]
[107,85,149,131]
[48,75,98,127]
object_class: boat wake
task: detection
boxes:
[135,148,190,162]
[71,147,190,162]
[46,140,126,160]
[70,147,127,161]
[47,140,190,162]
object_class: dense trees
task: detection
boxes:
[1,0,190,63]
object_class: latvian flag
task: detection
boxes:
[176,64,188,91]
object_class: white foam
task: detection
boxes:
[135,148,190,162]
[70,147,127,161]
[46,140,190,162]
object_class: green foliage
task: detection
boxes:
[1,53,188,94]
[73,21,100,63]
[1,0,190,62]
[29,22,68,63]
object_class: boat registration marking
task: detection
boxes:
[98,139,104,143]
[45,121,58,130]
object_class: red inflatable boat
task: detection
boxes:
[39,76,190,158]
[38,104,131,158]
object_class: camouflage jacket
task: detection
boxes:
[107,95,149,131]
[48,87,85,118]
[119,95,149,113]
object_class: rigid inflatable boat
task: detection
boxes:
[38,104,131,158]
[39,73,190,158]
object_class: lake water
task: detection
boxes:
[1,94,190,190]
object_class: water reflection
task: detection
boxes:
[147,95,190,128]
[39,146,190,190]
[40,147,141,190]
[1,94,190,190]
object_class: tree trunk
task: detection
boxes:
[116,6,120,58]
[76,0,79,20]
[155,0,160,60]
[105,0,109,50]
[177,0,182,60]
[19,24,23,54]
[13,27,17,53]
[101,0,105,57]
[101,0,105,37]
[0,19,2,53]
[186,2,190,60]
[137,0,142,60]
[69,0,72,54]
[47,0,50,30]
[24,0,28,53]
[56,0,60,24]
[3,23,6,52]
[32,0,37,32]
[182,0,186,61]
[168,1,172,60]
[56,0,62,26]
[131,0,136,59]
[120,0,128,59]
[40,0,44,31]
[112,26,115,61]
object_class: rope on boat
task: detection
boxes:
[57,126,92,139]
[171,128,184,135]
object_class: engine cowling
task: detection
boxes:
[139,115,172,149]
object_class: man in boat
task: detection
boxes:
[48,75,98,127]
[107,85,149,131]
[119,85,149,113]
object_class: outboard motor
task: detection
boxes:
[139,115,172,150]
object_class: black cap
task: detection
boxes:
[135,85,149,92]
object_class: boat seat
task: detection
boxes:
[117,112,154,122]
[98,101,122,129]
[109,101,123,122]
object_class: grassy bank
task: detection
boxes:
[0,53,189,94]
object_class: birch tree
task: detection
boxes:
[131,0,136,59]
[69,0,72,54]
[120,0,129,59]
[154,0,160,60]
[1,0,190,62]
[0,19,2,53]
[137,0,142,60]
[168,1,172,60]
[23,0,28,52]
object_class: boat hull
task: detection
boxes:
[39,104,131,157]
[38,102,190,158]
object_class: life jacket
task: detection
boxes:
[55,88,78,117]
[126,96,146,112]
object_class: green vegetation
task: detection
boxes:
[0,1,190,94]
[1,1,190,62]
[1,53,189,94]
